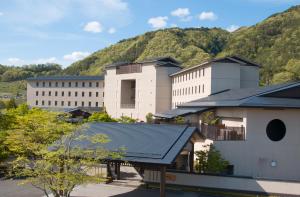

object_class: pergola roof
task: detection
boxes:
[70,122,199,165]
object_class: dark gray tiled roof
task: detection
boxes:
[64,107,103,113]
[180,82,300,108]
[67,123,198,165]
[154,107,208,119]
[26,75,104,81]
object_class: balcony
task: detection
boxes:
[120,104,135,109]
[200,124,245,141]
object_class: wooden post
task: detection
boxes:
[117,163,121,180]
[160,166,166,197]
[189,142,194,173]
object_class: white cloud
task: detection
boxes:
[84,21,103,33]
[226,25,240,32]
[108,27,116,34]
[63,51,90,61]
[170,23,178,27]
[8,58,23,65]
[171,8,190,18]
[148,16,168,29]
[0,12,3,16]
[35,57,57,64]
[198,11,218,21]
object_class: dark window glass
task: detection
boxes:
[42,100,44,106]
[69,82,71,87]
[36,91,39,96]
[55,101,57,106]
[75,101,77,106]
[96,92,99,97]
[55,91,58,96]
[55,82,58,87]
[48,101,51,106]
[62,82,65,87]
[82,82,85,87]
[49,82,51,87]
[96,82,99,87]
[81,101,84,107]
[89,92,92,97]
[62,91,64,97]
[42,91,45,96]
[75,82,78,87]
[61,101,64,106]
[68,91,71,97]
[49,91,51,96]
[42,82,45,87]
[89,82,92,87]
[266,119,286,141]
[68,101,71,106]
[36,82,39,87]
[89,101,91,107]
[75,92,78,97]
[95,102,98,107]
[82,92,85,97]
[35,100,38,105]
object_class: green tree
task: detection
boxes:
[195,144,229,174]
[146,113,154,123]
[5,108,123,197]
[87,112,117,122]
[117,116,136,123]
[5,98,17,109]
[272,59,300,84]
[174,116,185,124]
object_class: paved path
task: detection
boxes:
[71,184,213,197]
[0,179,43,197]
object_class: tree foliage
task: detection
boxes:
[195,144,229,174]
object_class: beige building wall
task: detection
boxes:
[212,108,300,181]
[104,63,180,121]
[27,80,104,109]
[171,63,259,109]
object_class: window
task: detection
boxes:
[68,101,71,106]
[96,92,99,97]
[62,91,65,97]
[55,91,58,96]
[75,101,77,106]
[75,92,78,97]
[266,119,286,141]
[202,84,205,93]
[69,82,71,87]
[199,85,201,93]
[62,82,65,87]
[96,82,99,87]
[42,91,45,96]
[202,68,205,76]
[48,91,51,96]
[61,101,64,106]
[55,101,58,106]
[49,82,51,87]
[35,100,38,105]
[42,100,45,106]
[75,82,78,87]
[68,91,71,97]
[103,92,105,97]
[95,102,98,107]
[199,69,201,77]
[192,86,193,94]
[82,92,85,97]
[42,82,45,87]
[48,101,51,106]
[89,101,91,107]
[195,86,197,93]
[89,82,92,87]
[36,82,39,87]
[36,91,39,96]
[81,101,84,107]
[55,82,58,87]
[89,92,92,97]
[82,82,85,87]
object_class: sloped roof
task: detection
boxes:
[170,56,261,77]
[180,82,300,108]
[68,123,198,165]
[26,75,104,81]
[154,107,208,119]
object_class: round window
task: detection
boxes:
[266,119,286,141]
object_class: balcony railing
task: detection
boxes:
[201,124,245,141]
[120,104,135,109]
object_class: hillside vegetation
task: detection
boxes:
[65,5,300,85]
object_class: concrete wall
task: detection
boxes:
[27,80,104,109]
[212,108,300,181]
[144,170,300,195]
[171,65,212,108]
[240,66,260,88]
[104,64,180,121]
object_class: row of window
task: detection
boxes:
[173,101,184,108]
[35,100,103,107]
[173,68,205,84]
[36,81,102,88]
[35,91,104,97]
[172,84,205,96]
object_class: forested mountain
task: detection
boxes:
[64,5,300,85]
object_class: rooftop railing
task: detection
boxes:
[201,124,245,141]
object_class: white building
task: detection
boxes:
[26,76,104,109]
[104,57,181,121]
[171,56,260,108]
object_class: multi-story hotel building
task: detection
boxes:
[26,76,104,109]
[104,57,181,121]
[170,56,260,108]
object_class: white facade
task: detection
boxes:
[27,78,104,109]
[171,62,259,108]
[104,62,181,121]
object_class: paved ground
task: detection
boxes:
[0,179,214,197]
[0,179,43,197]
[71,184,214,197]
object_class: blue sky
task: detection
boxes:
[0,0,299,68]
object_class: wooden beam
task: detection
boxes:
[160,166,166,197]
